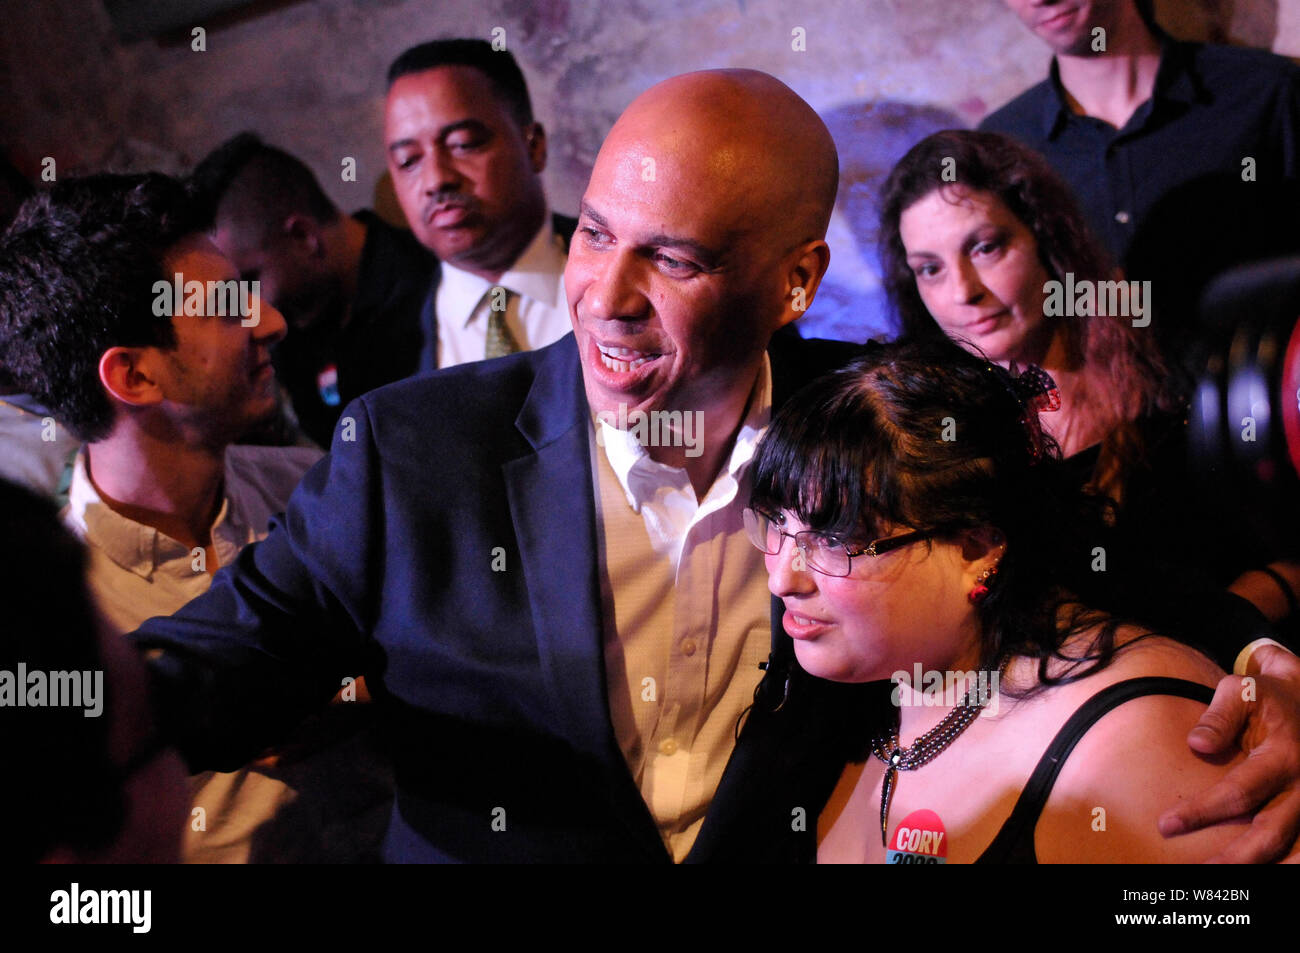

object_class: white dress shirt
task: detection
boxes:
[435,213,571,368]
[591,358,774,861]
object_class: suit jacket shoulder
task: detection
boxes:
[359,333,578,464]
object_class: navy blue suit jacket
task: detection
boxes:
[133,330,879,862]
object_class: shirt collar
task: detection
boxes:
[64,447,239,580]
[1148,34,1201,106]
[439,212,565,329]
[595,354,773,511]
[1037,58,1073,138]
[1041,31,1196,138]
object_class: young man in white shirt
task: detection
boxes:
[0,172,390,862]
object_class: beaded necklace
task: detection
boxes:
[868,665,1004,847]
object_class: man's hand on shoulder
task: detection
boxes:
[1158,644,1300,863]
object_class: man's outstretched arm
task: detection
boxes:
[131,399,383,771]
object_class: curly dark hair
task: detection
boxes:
[0,172,200,441]
[751,338,1150,697]
[877,129,1181,498]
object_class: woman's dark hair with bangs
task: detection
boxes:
[752,338,1146,697]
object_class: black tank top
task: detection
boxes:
[974,676,1215,864]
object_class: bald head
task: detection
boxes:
[565,69,839,442]
[607,69,839,244]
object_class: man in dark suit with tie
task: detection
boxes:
[384,39,576,373]
[135,68,1300,863]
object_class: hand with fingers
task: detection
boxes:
[1159,645,1300,863]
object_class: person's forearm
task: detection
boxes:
[130,515,368,770]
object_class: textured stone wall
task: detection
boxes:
[1,0,1295,341]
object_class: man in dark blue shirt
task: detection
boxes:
[980,0,1299,353]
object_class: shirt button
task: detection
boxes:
[681,638,697,656]
[1115,210,1131,224]
[659,739,678,756]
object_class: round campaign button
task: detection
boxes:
[886,809,947,865]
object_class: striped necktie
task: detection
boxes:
[484,285,522,359]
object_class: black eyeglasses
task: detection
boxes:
[742,507,933,577]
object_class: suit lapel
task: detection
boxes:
[502,338,612,761]
[502,338,668,859]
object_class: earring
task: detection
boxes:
[969,567,997,604]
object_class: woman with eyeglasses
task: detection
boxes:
[745,339,1248,863]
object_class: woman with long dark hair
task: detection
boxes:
[878,129,1178,502]
[747,340,1246,863]
[877,128,1293,629]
